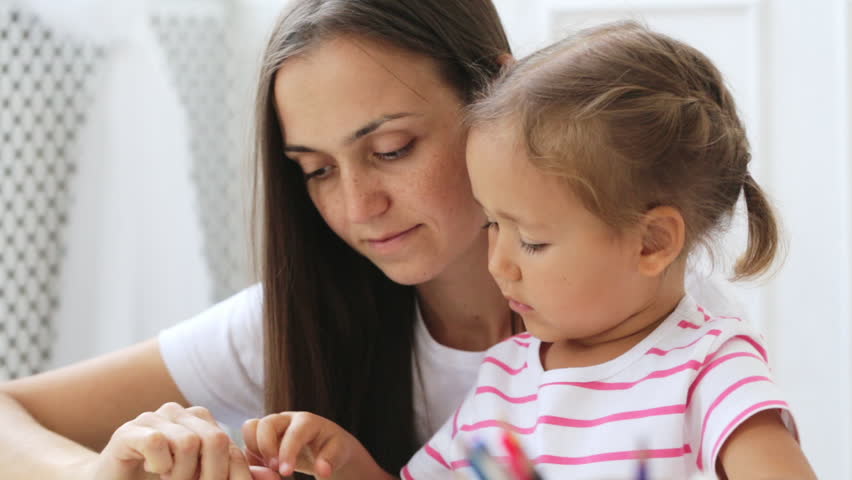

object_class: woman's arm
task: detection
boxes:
[0,392,106,479]
[0,338,185,478]
[1,338,186,452]
[717,409,817,480]
[0,338,254,479]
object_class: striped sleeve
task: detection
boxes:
[402,401,464,480]
[684,334,797,473]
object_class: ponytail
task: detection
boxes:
[734,172,781,279]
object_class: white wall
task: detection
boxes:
[493,1,852,478]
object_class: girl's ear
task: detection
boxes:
[637,206,686,277]
[497,53,516,68]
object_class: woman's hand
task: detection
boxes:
[88,402,260,480]
[242,412,396,480]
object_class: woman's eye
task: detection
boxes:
[373,140,415,161]
[304,165,334,181]
[481,220,497,230]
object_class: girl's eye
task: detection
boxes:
[373,140,415,161]
[521,240,548,254]
[304,165,335,181]
[481,220,497,230]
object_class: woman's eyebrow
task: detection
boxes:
[345,112,417,144]
[283,112,418,153]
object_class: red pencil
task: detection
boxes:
[499,430,532,480]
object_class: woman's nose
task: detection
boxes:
[341,170,389,223]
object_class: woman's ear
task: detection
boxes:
[497,53,516,68]
[637,206,686,277]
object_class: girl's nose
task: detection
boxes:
[487,230,521,282]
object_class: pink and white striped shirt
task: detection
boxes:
[402,294,797,479]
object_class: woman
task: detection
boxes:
[0,1,734,479]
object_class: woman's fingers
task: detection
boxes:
[108,422,174,475]
[134,411,201,479]
[97,403,253,480]
[170,409,231,480]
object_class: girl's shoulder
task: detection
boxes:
[657,293,768,365]
[477,332,538,377]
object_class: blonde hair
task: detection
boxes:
[468,21,779,280]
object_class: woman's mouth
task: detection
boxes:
[365,224,422,253]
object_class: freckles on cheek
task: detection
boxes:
[310,195,342,233]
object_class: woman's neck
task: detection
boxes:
[416,233,514,352]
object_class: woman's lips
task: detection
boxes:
[365,224,422,253]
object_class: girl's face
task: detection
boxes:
[274,36,485,285]
[466,122,652,344]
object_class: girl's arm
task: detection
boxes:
[717,409,817,480]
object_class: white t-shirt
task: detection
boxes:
[157,283,483,442]
[158,273,740,441]
[402,294,797,480]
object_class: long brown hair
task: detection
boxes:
[252,0,510,475]
[468,21,779,280]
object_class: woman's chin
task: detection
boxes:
[376,261,441,286]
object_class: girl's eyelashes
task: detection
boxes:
[482,219,549,254]
[373,139,415,161]
[521,240,548,254]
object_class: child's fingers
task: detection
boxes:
[248,465,282,480]
[311,432,350,478]
[314,457,334,478]
[255,413,293,470]
[226,444,254,480]
[277,412,324,475]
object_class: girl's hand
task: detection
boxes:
[90,402,259,480]
[242,412,391,480]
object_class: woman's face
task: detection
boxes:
[274,35,485,285]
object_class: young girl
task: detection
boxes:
[239,21,816,480]
[401,21,815,479]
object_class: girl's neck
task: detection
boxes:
[543,263,687,370]
[416,232,515,352]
